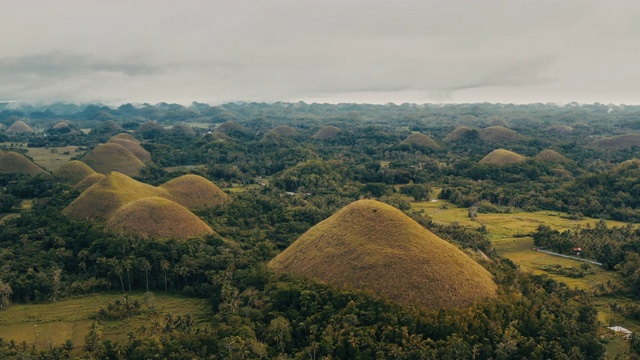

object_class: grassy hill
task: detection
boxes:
[269,199,497,309]
[63,172,173,221]
[6,120,35,134]
[106,197,215,239]
[0,151,46,175]
[73,173,106,192]
[55,160,96,184]
[545,124,574,134]
[106,137,152,163]
[535,149,570,163]
[81,143,146,177]
[478,126,520,144]
[400,133,440,149]
[479,149,526,165]
[444,126,475,142]
[160,174,229,210]
[312,126,341,140]
[591,133,640,151]
[110,132,139,142]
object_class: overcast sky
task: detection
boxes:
[1,0,640,105]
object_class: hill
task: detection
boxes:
[400,133,440,149]
[215,121,250,135]
[160,174,229,210]
[81,143,146,177]
[136,121,165,139]
[93,120,123,135]
[312,126,341,140]
[170,124,197,137]
[0,152,46,175]
[106,137,152,163]
[479,149,526,165]
[48,121,78,135]
[73,173,106,192]
[63,172,172,221]
[535,149,570,163]
[545,124,574,135]
[444,126,475,142]
[591,133,640,151]
[266,125,297,137]
[269,199,497,309]
[55,160,96,184]
[6,120,35,134]
[110,133,139,143]
[478,126,520,144]
[106,197,214,239]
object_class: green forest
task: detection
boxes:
[1,101,640,359]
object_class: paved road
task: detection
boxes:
[535,249,603,266]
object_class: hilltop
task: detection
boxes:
[312,126,341,140]
[106,136,152,163]
[81,143,146,177]
[400,133,440,149]
[478,126,520,144]
[73,173,105,192]
[63,172,173,221]
[535,149,570,163]
[591,133,640,151]
[106,197,214,239]
[55,160,96,184]
[160,174,229,210]
[0,151,46,175]
[479,149,526,166]
[545,124,574,135]
[265,125,298,138]
[269,199,497,309]
[444,126,475,142]
[6,120,35,134]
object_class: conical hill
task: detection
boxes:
[0,151,46,175]
[6,120,35,134]
[535,149,569,163]
[73,173,106,192]
[160,174,229,210]
[400,133,440,149]
[56,160,96,184]
[269,200,497,309]
[63,172,173,221]
[81,143,145,177]
[106,137,152,163]
[479,149,526,165]
[106,197,214,240]
[312,126,341,140]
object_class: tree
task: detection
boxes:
[161,260,170,291]
[0,280,12,309]
[267,316,292,353]
[139,258,152,292]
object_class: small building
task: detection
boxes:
[572,247,582,256]
[608,326,632,339]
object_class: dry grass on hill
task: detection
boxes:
[591,133,640,151]
[81,143,145,177]
[55,160,96,184]
[106,197,214,239]
[400,133,440,149]
[478,126,520,144]
[269,199,497,309]
[160,174,229,210]
[106,138,152,163]
[6,120,34,134]
[545,124,574,134]
[73,173,106,192]
[0,151,45,175]
[479,149,526,166]
[110,133,139,143]
[215,121,248,134]
[312,126,341,140]
[444,126,474,142]
[63,172,173,221]
[535,149,570,163]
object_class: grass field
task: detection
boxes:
[0,143,83,172]
[0,292,211,350]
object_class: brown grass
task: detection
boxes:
[535,149,570,163]
[6,120,35,134]
[545,124,574,134]
[266,125,297,137]
[160,174,229,210]
[400,133,440,149]
[81,143,145,177]
[110,133,139,143]
[591,133,640,151]
[444,126,474,142]
[269,199,497,309]
[56,160,96,184]
[479,149,526,166]
[478,126,520,144]
[73,173,106,192]
[312,126,341,140]
[106,138,152,163]
[106,197,214,239]
[0,151,46,175]
[63,172,173,221]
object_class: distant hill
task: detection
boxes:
[591,133,640,151]
[81,143,146,177]
[110,133,139,142]
[312,126,341,140]
[478,126,520,144]
[63,172,173,221]
[106,136,152,163]
[55,160,96,184]
[444,126,475,143]
[479,149,526,165]
[535,149,570,163]
[106,197,214,240]
[48,121,78,135]
[0,151,46,175]
[400,133,440,149]
[169,124,197,138]
[269,199,497,309]
[160,174,229,210]
[6,120,34,134]
[266,125,297,137]
[545,124,574,135]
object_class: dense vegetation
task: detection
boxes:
[1,101,640,358]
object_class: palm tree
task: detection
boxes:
[139,258,152,292]
[0,280,12,309]
[160,260,170,291]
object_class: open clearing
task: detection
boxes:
[0,292,211,350]
[0,143,83,172]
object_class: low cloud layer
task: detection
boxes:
[1,0,640,104]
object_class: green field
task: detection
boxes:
[0,292,211,350]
